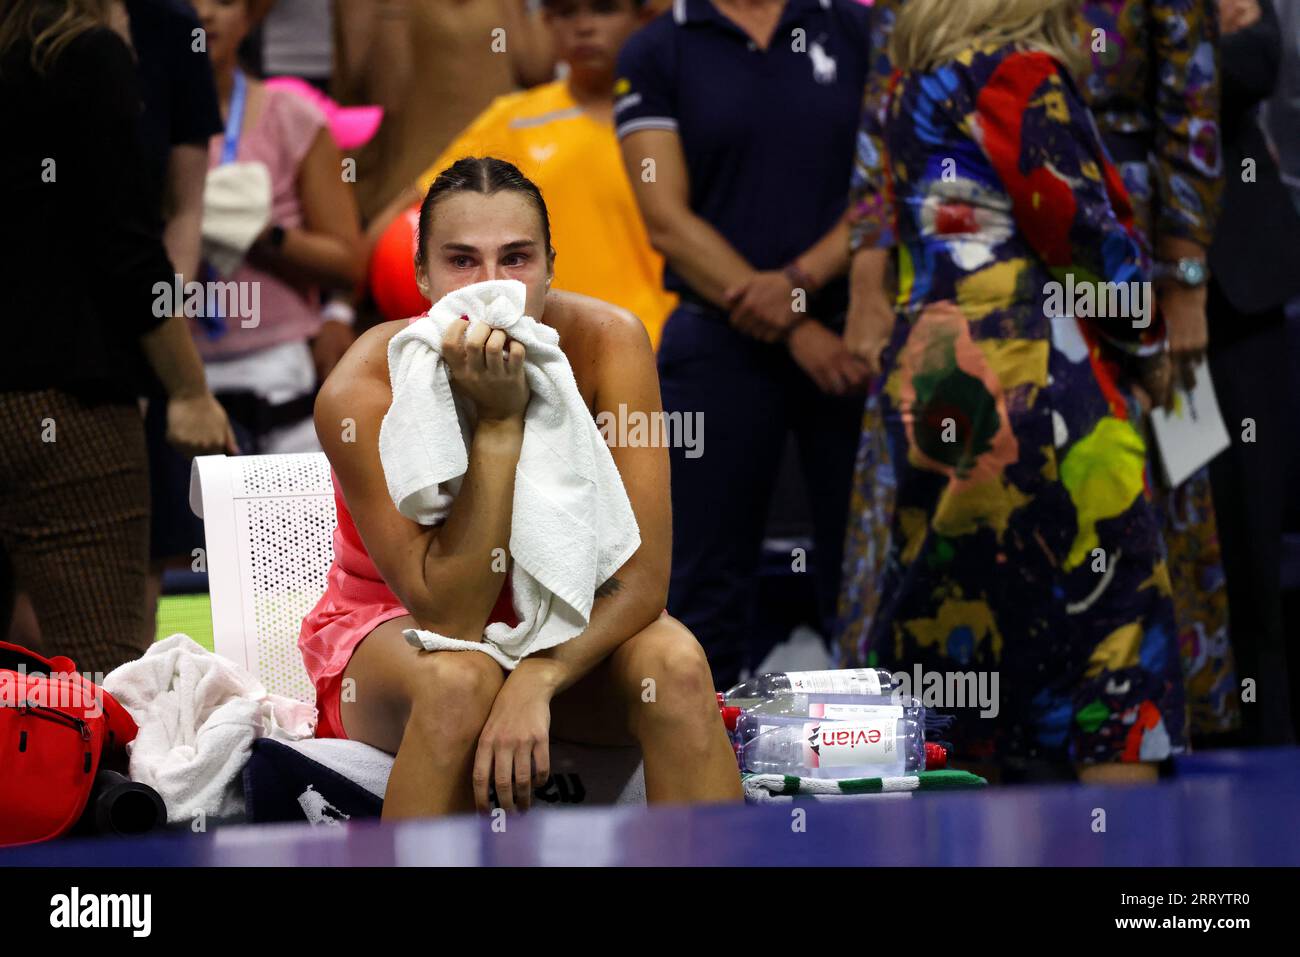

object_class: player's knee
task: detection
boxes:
[403,651,504,750]
[637,624,715,725]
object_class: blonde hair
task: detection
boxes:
[0,0,112,74]
[890,0,1085,76]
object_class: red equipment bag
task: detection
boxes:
[0,641,138,847]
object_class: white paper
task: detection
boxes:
[1148,358,1231,488]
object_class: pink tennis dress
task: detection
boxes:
[297,471,520,739]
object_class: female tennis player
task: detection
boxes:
[301,156,743,818]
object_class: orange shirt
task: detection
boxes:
[417,81,675,347]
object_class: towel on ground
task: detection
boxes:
[102,634,316,823]
[243,737,647,824]
[742,770,988,803]
[377,278,641,670]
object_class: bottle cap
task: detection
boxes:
[720,706,743,733]
[924,742,948,769]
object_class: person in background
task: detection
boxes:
[192,0,362,446]
[841,0,1235,749]
[123,0,230,645]
[260,0,331,92]
[140,0,365,611]
[1260,3,1300,742]
[615,0,873,688]
[0,0,234,675]
[1,548,20,643]
[1201,0,1300,746]
[334,0,555,222]
[0,543,40,649]
[1261,0,1300,213]
[1071,0,1232,742]
[365,0,675,347]
[261,0,387,382]
[844,0,1184,782]
[126,0,218,315]
[837,0,907,681]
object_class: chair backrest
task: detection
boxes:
[189,453,336,703]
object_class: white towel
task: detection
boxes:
[102,634,316,823]
[282,737,648,807]
[377,278,641,670]
[200,161,272,277]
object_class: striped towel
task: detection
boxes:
[743,770,987,803]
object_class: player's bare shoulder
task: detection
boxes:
[544,289,658,414]
[544,288,653,361]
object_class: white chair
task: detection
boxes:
[189,452,335,704]
[188,452,645,809]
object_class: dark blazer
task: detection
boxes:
[1209,0,1300,315]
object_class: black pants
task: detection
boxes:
[1205,280,1295,745]
[656,304,866,688]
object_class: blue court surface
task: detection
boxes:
[3,748,1298,867]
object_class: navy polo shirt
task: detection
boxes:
[614,0,870,319]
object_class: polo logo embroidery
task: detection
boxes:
[530,143,557,164]
[810,41,836,84]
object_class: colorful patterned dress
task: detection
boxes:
[841,0,1237,741]
[1074,0,1238,738]
[842,42,1185,765]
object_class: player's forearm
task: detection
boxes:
[521,556,668,695]
[414,417,524,638]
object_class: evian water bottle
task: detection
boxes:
[747,692,921,720]
[735,711,927,778]
[724,668,898,702]
[719,695,925,735]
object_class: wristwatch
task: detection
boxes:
[1152,258,1208,288]
[264,224,286,251]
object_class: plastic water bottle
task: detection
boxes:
[735,711,927,778]
[724,668,898,702]
[751,693,953,745]
[748,692,922,720]
[719,694,923,735]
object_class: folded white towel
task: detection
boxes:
[377,279,641,670]
[102,634,316,823]
[282,737,647,807]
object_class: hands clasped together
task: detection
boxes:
[724,270,873,396]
